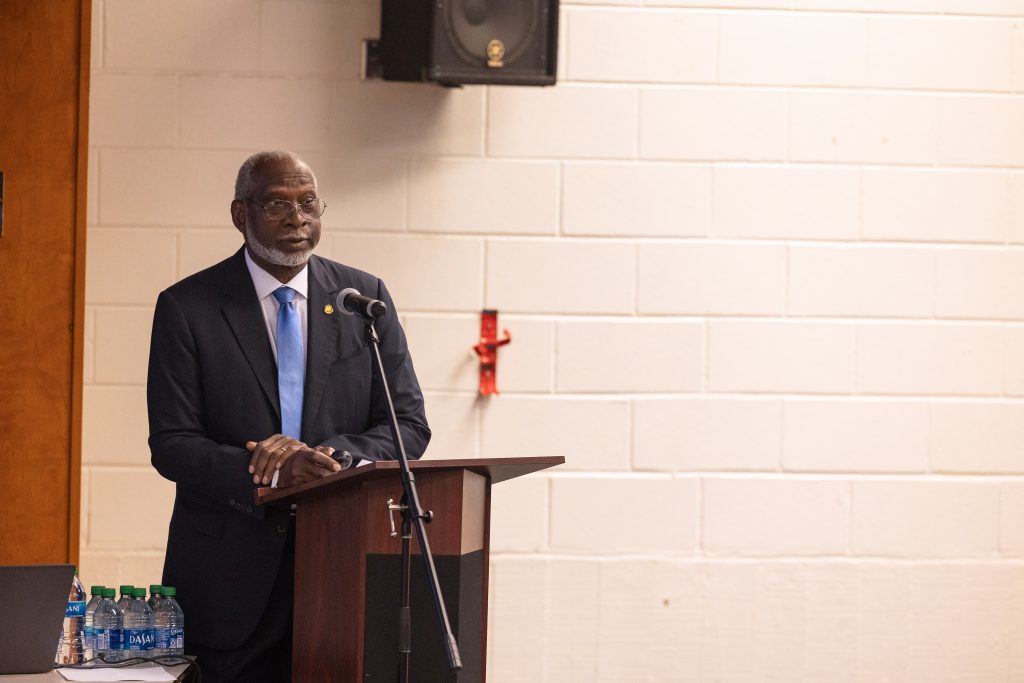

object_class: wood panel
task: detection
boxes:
[363,470,485,556]
[293,481,367,682]
[291,467,498,682]
[0,0,90,564]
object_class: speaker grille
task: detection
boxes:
[430,0,556,86]
[443,1,538,65]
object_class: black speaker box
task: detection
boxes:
[367,0,559,87]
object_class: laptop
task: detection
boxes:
[0,564,75,674]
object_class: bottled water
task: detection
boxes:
[116,585,134,615]
[117,586,134,659]
[123,587,155,656]
[55,567,86,665]
[83,585,105,661]
[93,589,124,663]
[153,586,185,657]
[147,584,164,611]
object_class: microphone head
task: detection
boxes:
[337,287,387,318]
[336,288,360,316]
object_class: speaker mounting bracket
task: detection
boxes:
[362,39,384,80]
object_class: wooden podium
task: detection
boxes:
[256,456,563,682]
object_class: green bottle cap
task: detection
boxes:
[162,586,176,597]
[133,587,147,598]
[149,584,163,595]
[102,588,116,599]
[120,585,134,595]
[91,586,105,595]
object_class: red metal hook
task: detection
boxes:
[473,309,511,396]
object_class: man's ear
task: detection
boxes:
[230,199,246,234]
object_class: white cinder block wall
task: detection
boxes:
[82,0,1024,679]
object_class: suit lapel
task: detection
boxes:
[221,248,280,421]
[303,256,369,437]
[303,256,342,438]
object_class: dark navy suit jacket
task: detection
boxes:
[147,247,429,649]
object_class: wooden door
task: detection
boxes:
[0,0,91,564]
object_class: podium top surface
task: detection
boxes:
[255,455,564,506]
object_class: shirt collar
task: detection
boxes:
[244,248,310,301]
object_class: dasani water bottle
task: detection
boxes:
[55,567,86,665]
[123,587,155,656]
[94,588,124,662]
[83,585,104,661]
[153,586,185,657]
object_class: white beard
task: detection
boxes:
[244,226,314,267]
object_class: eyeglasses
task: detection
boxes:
[247,196,327,221]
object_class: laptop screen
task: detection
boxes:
[0,564,74,674]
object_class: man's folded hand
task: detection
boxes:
[247,434,310,485]
[276,448,342,487]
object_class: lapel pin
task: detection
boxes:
[324,304,334,315]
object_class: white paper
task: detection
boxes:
[57,664,178,682]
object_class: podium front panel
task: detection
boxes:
[361,469,487,682]
[291,467,490,682]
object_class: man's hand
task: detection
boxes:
[247,435,312,485]
[276,447,342,488]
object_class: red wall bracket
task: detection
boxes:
[473,309,511,396]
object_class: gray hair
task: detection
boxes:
[234,149,317,201]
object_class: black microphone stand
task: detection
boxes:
[363,317,462,681]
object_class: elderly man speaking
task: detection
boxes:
[147,150,429,682]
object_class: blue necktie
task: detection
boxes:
[273,286,304,439]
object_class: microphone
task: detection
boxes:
[337,288,387,319]
[333,449,354,470]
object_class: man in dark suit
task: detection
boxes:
[147,150,429,682]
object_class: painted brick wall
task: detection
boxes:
[82,0,1024,679]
